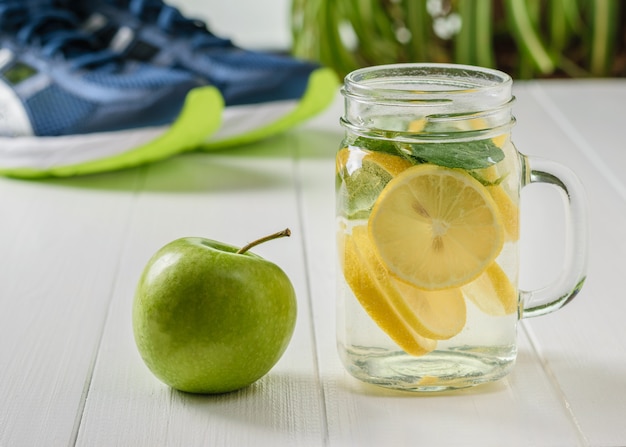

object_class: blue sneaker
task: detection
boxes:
[75,0,338,150]
[0,1,223,178]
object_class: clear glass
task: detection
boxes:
[336,63,587,392]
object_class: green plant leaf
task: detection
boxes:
[590,0,619,76]
[401,139,505,170]
[504,0,555,74]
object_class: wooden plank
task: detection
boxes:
[74,147,326,446]
[0,172,141,446]
[530,79,626,200]
[294,95,584,446]
[512,81,626,447]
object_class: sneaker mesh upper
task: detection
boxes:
[77,0,321,106]
[0,2,204,137]
[26,84,96,135]
[81,61,196,89]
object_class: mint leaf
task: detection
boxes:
[401,139,504,170]
[351,136,401,157]
[336,165,393,220]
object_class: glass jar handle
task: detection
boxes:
[520,156,588,319]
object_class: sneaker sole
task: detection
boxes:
[199,67,338,150]
[0,86,223,178]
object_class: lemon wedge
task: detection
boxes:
[369,164,505,290]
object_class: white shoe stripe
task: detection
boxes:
[210,100,298,141]
[0,48,14,70]
[0,79,34,137]
[0,125,168,170]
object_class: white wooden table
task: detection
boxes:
[1,79,625,446]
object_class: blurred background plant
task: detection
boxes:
[291,0,625,79]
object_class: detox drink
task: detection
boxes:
[336,64,587,392]
[336,134,522,391]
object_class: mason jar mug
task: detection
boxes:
[335,63,587,392]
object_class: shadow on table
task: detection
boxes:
[170,371,326,436]
[204,128,340,160]
[17,128,342,193]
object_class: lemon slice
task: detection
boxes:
[491,133,508,148]
[463,263,518,316]
[460,117,508,147]
[391,278,466,340]
[349,226,466,340]
[336,147,412,219]
[473,155,519,242]
[369,164,505,290]
[407,118,426,132]
[412,116,508,148]
[342,226,437,355]
[488,185,519,241]
[336,146,412,176]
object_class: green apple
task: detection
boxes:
[133,229,297,394]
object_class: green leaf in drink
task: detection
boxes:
[401,139,505,170]
[336,145,413,220]
[336,162,395,220]
[352,136,402,157]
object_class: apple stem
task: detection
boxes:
[236,228,291,255]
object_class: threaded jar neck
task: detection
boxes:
[341,63,515,143]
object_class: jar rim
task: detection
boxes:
[342,63,512,102]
